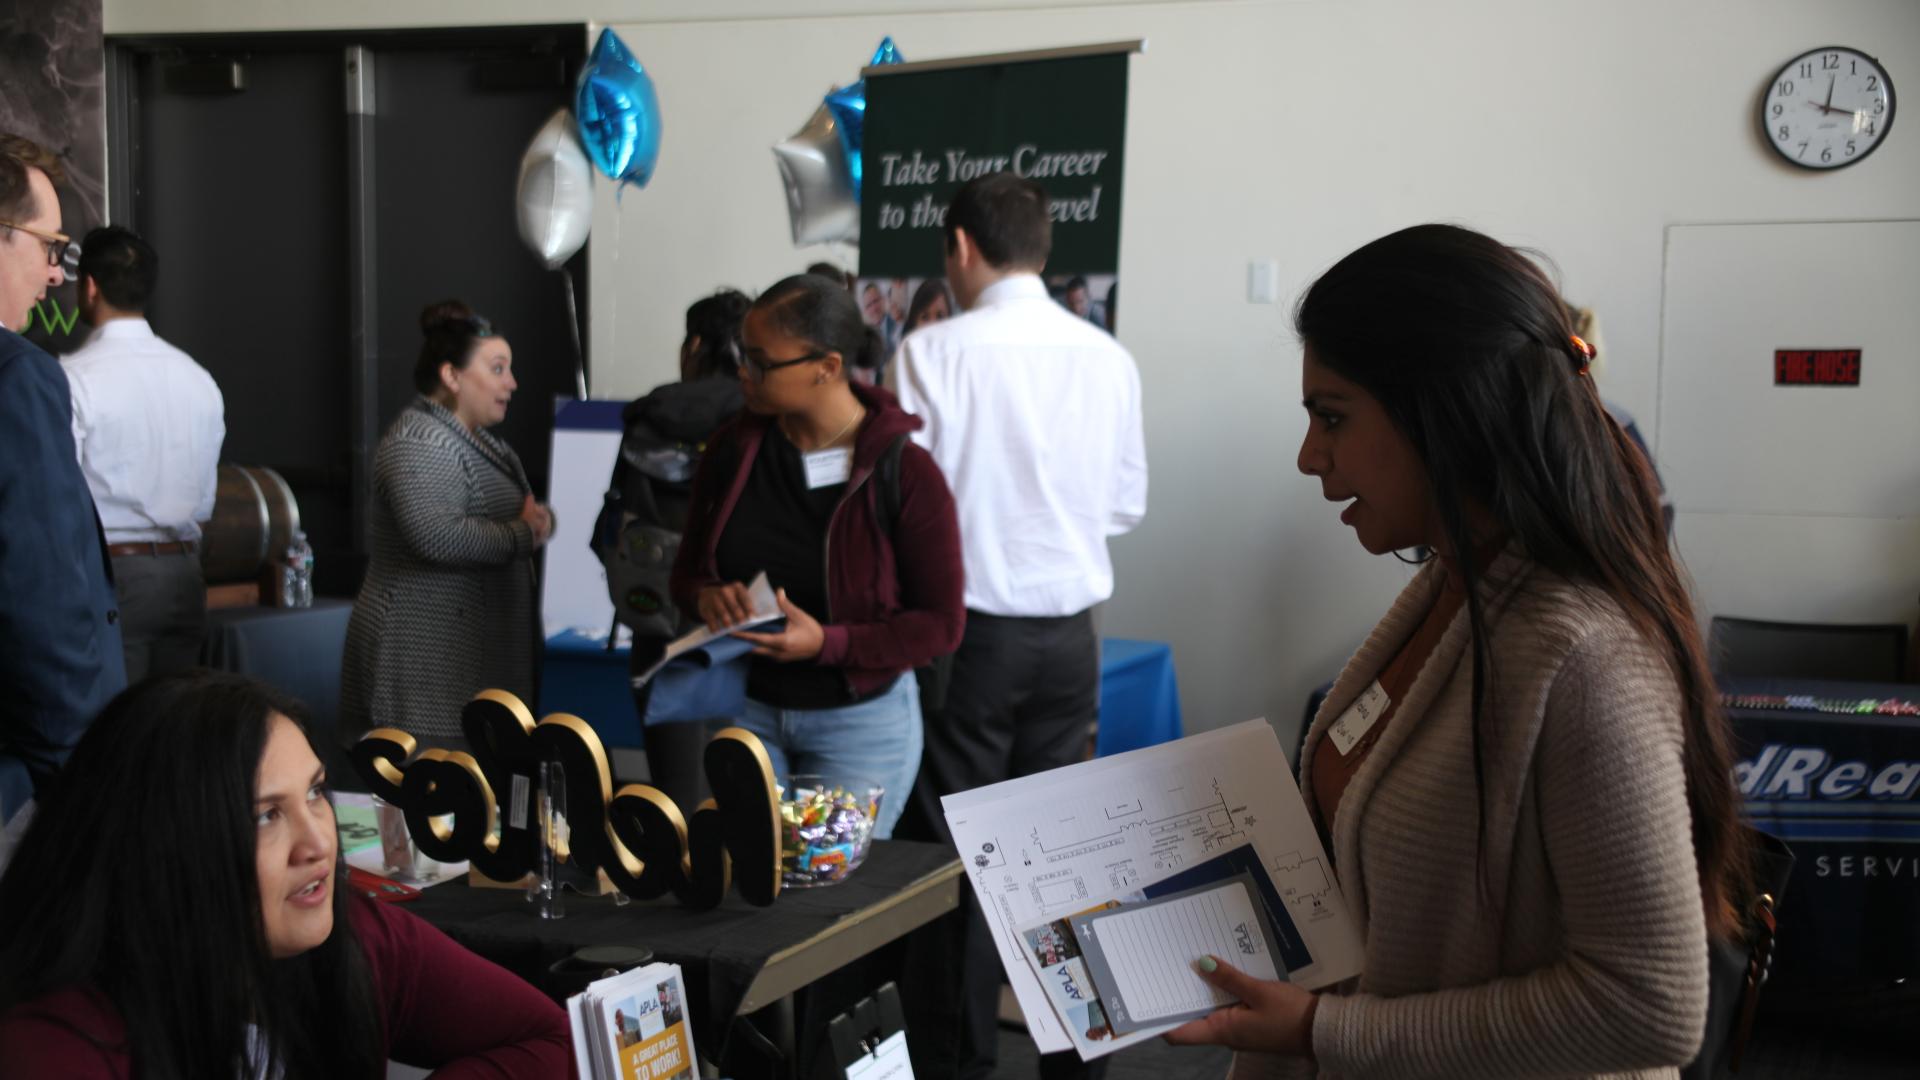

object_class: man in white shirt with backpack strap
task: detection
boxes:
[895,171,1147,1080]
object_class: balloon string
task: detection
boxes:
[560,267,587,399]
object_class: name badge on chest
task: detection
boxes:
[1327,679,1391,756]
[803,447,853,489]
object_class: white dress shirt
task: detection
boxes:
[895,273,1147,617]
[62,318,226,543]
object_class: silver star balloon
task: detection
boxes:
[772,101,859,247]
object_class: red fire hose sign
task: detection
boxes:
[1774,348,1862,386]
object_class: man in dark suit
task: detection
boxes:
[0,133,125,825]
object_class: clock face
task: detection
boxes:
[1763,47,1895,169]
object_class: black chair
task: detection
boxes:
[1707,616,1910,683]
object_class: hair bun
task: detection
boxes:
[420,299,475,336]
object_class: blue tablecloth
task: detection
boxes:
[540,633,1185,757]
[1097,638,1183,756]
[540,629,643,748]
[1722,675,1920,1000]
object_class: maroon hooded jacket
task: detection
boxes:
[670,381,965,697]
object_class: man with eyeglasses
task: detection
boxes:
[0,133,126,832]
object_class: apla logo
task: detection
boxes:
[1232,920,1256,956]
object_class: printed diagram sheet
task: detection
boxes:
[943,719,1362,1055]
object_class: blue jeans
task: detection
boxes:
[738,671,922,840]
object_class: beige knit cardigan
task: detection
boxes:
[1232,553,1709,1079]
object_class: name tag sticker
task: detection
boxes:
[1327,680,1390,756]
[803,447,853,489]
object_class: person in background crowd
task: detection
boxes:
[1568,303,1673,534]
[0,673,572,1077]
[1104,281,1117,334]
[894,172,1147,1080]
[602,287,751,814]
[903,277,956,336]
[0,133,124,828]
[670,273,964,840]
[63,224,226,682]
[806,261,856,292]
[340,300,550,754]
[859,279,905,363]
[1061,275,1096,323]
[1165,224,1745,1079]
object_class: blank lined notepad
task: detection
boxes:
[1069,875,1281,1034]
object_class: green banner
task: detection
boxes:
[859,51,1129,278]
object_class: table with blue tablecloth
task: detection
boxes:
[540,632,1184,756]
[1723,676,1920,1006]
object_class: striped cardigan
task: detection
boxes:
[341,398,539,745]
[1233,552,1709,1079]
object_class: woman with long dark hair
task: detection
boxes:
[903,277,956,335]
[670,273,965,839]
[0,673,569,1077]
[1166,225,1749,1077]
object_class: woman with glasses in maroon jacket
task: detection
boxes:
[671,273,964,839]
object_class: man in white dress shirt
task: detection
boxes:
[894,172,1146,1080]
[63,225,225,681]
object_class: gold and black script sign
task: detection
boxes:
[352,690,781,909]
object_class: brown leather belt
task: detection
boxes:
[107,540,198,557]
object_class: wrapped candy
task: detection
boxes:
[778,781,881,888]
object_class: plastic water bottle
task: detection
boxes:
[284,531,314,608]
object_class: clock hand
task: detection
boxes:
[1825,77,1835,111]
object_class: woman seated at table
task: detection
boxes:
[1165,225,1749,1077]
[0,673,572,1077]
[670,273,965,840]
[341,300,550,753]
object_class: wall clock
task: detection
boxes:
[1762,46,1894,169]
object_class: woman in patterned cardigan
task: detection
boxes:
[340,301,551,752]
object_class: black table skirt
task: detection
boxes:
[404,839,958,1065]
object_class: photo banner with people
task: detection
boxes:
[855,43,1136,358]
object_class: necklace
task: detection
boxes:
[786,405,864,451]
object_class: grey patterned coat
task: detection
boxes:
[341,398,538,745]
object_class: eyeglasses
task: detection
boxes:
[0,221,72,268]
[741,350,826,382]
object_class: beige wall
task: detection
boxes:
[108,0,1920,739]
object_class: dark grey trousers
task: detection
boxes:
[111,551,207,684]
[899,609,1102,1080]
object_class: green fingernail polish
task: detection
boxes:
[1197,955,1217,973]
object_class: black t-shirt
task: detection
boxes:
[714,426,858,709]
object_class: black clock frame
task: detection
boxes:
[1760,45,1897,171]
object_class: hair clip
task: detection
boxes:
[1569,334,1596,375]
[470,316,496,338]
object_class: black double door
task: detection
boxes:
[109,26,588,597]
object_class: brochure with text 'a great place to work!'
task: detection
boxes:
[567,961,695,1080]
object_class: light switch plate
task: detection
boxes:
[1248,259,1279,304]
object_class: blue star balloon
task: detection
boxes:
[823,37,904,203]
[574,28,663,189]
